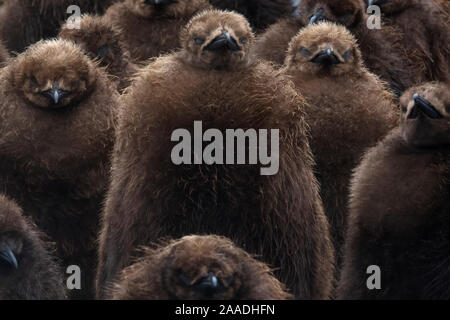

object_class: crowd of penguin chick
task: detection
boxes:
[0,0,448,300]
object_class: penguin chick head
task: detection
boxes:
[285,22,362,77]
[12,40,95,109]
[163,235,245,299]
[400,82,450,149]
[59,14,130,71]
[365,0,411,15]
[299,0,365,27]
[126,0,210,18]
[179,10,255,71]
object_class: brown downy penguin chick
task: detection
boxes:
[59,14,138,92]
[338,82,450,299]
[109,235,293,300]
[97,10,334,299]
[104,0,212,62]
[209,0,296,32]
[0,39,119,299]
[0,194,67,300]
[257,0,412,95]
[283,22,398,274]
[364,0,449,84]
[0,0,117,54]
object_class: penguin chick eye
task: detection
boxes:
[401,105,407,113]
[300,47,312,57]
[194,37,205,45]
[30,76,39,87]
[342,50,352,61]
[240,38,247,44]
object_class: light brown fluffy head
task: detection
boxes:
[0,39,118,175]
[0,194,66,300]
[110,235,292,300]
[299,0,365,27]
[59,14,131,72]
[400,82,450,148]
[125,0,210,18]
[285,22,363,77]
[179,10,255,70]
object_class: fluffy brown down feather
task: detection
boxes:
[97,10,335,299]
[209,0,296,31]
[283,22,399,283]
[338,82,450,299]
[104,0,211,62]
[0,194,67,300]
[0,40,8,67]
[0,0,117,53]
[0,39,120,299]
[109,235,293,300]
[363,0,449,84]
[59,14,139,92]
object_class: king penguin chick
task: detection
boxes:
[0,0,116,54]
[338,82,450,299]
[209,0,296,32]
[0,39,119,299]
[109,235,293,300]
[97,10,335,299]
[0,194,67,300]
[257,0,412,96]
[59,14,138,92]
[283,22,398,276]
[104,0,212,62]
[364,0,449,84]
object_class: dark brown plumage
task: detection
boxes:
[255,0,412,96]
[109,235,293,300]
[284,22,398,278]
[0,40,8,67]
[0,39,119,299]
[104,0,211,62]
[0,0,117,54]
[0,194,66,300]
[97,10,335,299]
[252,16,304,66]
[364,0,449,84]
[59,14,138,92]
[338,82,450,299]
[209,0,296,31]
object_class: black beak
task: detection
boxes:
[204,32,240,52]
[194,273,220,295]
[368,0,388,6]
[41,82,71,106]
[408,93,443,119]
[0,242,18,270]
[309,8,328,25]
[311,48,341,66]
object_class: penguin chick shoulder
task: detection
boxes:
[110,235,293,300]
[97,10,334,300]
[0,194,66,300]
[338,82,450,299]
